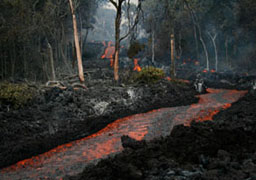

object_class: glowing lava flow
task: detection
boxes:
[0,89,247,180]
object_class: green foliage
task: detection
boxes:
[132,66,165,83]
[127,41,145,59]
[0,82,36,108]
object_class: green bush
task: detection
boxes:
[0,82,36,108]
[132,66,165,83]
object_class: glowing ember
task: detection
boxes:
[133,58,141,72]
[0,89,247,180]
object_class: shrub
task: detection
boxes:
[0,82,36,109]
[132,66,165,83]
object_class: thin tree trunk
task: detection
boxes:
[113,4,122,81]
[69,0,85,83]
[23,45,27,79]
[178,31,183,59]
[193,25,199,60]
[61,23,72,74]
[0,45,2,80]
[208,32,218,71]
[200,36,209,71]
[79,12,83,57]
[47,42,56,81]
[11,42,16,78]
[225,37,230,67]
[184,0,209,70]
[170,34,176,78]
[152,30,155,64]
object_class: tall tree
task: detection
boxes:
[69,0,85,83]
[109,0,142,81]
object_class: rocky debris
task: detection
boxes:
[0,75,198,169]
[65,90,256,180]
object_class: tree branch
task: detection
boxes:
[119,0,142,42]
[109,0,118,9]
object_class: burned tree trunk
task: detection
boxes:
[170,34,176,78]
[114,4,122,81]
[109,0,142,81]
[69,0,84,83]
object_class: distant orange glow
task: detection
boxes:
[101,41,115,67]
[133,58,141,72]
[203,69,208,73]
[211,69,216,73]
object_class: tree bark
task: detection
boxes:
[113,1,122,81]
[69,0,85,83]
[47,42,56,81]
[170,34,176,78]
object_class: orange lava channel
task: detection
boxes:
[0,89,247,180]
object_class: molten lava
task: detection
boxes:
[0,89,247,180]
[133,58,141,72]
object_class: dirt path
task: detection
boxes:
[0,89,246,180]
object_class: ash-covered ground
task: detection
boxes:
[0,67,198,169]
[64,86,256,180]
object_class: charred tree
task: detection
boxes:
[170,34,176,78]
[69,0,85,83]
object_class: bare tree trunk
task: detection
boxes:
[200,36,209,71]
[225,37,230,67]
[11,42,16,78]
[61,23,72,74]
[79,12,83,57]
[178,32,183,59]
[113,3,122,81]
[193,25,199,60]
[23,45,27,79]
[170,34,176,78]
[184,0,209,71]
[208,32,218,71]
[0,45,3,80]
[69,0,85,83]
[47,42,56,81]
[152,30,155,64]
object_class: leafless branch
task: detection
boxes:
[119,0,142,42]
[109,0,118,9]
